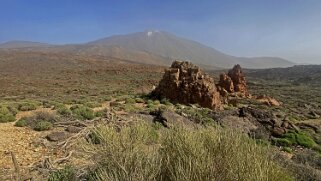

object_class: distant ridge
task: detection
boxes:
[0,41,51,49]
[0,31,295,69]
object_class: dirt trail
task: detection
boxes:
[0,108,53,179]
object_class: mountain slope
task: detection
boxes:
[88,30,295,69]
[0,31,295,69]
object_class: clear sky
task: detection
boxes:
[1,0,321,64]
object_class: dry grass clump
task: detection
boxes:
[81,123,292,181]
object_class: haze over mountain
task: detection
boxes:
[0,41,51,49]
[0,30,295,69]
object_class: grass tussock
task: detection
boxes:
[82,123,292,181]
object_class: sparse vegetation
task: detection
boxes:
[83,123,292,181]
[70,105,95,120]
[15,111,57,131]
[0,106,16,123]
[57,106,72,116]
[48,165,76,181]
[18,102,37,111]
[34,121,53,131]
[1,52,321,180]
[14,118,27,127]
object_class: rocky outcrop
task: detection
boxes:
[217,64,249,97]
[217,73,234,97]
[152,61,221,109]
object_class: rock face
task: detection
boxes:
[217,64,249,97]
[152,61,221,109]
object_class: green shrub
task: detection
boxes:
[0,106,16,123]
[103,96,112,101]
[52,102,66,110]
[282,131,316,148]
[84,123,292,181]
[48,165,76,181]
[15,111,58,131]
[18,102,37,111]
[295,132,315,148]
[160,98,171,105]
[15,118,27,127]
[125,98,136,104]
[34,121,52,131]
[176,106,214,124]
[135,97,145,103]
[95,109,108,118]
[42,100,54,108]
[7,106,18,116]
[57,106,72,116]
[272,138,293,147]
[281,147,293,153]
[84,102,101,108]
[70,105,95,120]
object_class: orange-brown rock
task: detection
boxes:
[152,61,221,109]
[217,64,249,97]
[219,73,234,92]
[228,64,248,95]
[257,95,281,106]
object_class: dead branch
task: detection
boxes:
[54,151,74,164]
[10,152,20,181]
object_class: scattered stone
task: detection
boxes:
[65,126,82,133]
[46,132,68,142]
[150,109,196,128]
[152,61,221,110]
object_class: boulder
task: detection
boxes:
[46,132,68,142]
[66,126,82,133]
[152,61,221,110]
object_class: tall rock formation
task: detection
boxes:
[152,61,221,109]
[217,64,249,97]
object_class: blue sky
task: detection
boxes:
[1,0,321,64]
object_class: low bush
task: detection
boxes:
[70,105,95,120]
[125,98,136,104]
[84,102,101,108]
[18,102,37,111]
[15,111,58,131]
[272,138,293,147]
[34,121,53,131]
[84,123,292,181]
[95,109,109,118]
[0,106,16,123]
[15,118,27,127]
[176,106,214,124]
[48,165,76,181]
[135,97,145,103]
[282,131,316,148]
[281,147,293,153]
[160,98,171,105]
[57,106,72,116]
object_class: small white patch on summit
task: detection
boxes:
[147,31,153,37]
